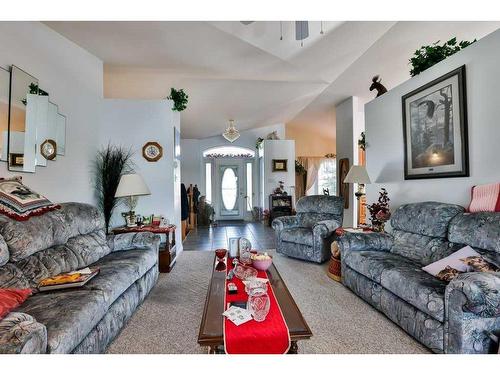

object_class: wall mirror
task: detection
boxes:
[8,65,38,173]
[6,65,67,172]
[0,67,9,162]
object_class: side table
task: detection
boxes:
[113,225,177,273]
[327,227,373,282]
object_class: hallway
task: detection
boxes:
[182,221,276,251]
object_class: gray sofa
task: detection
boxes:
[338,201,500,354]
[272,195,343,263]
[0,203,160,354]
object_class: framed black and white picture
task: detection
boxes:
[402,65,469,179]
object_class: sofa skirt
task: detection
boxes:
[72,265,159,354]
[343,265,443,353]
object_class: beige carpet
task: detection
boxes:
[107,250,429,354]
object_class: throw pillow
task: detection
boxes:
[0,177,60,221]
[422,245,479,281]
[468,182,500,212]
[0,288,32,320]
[461,256,500,273]
[435,266,463,282]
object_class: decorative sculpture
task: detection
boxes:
[369,75,388,97]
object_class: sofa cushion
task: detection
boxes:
[343,250,416,283]
[380,265,446,322]
[297,213,338,228]
[15,248,157,353]
[390,230,463,266]
[14,231,111,288]
[390,202,464,238]
[280,227,313,246]
[0,236,8,267]
[0,202,104,262]
[448,212,500,254]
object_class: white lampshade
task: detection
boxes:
[344,165,371,184]
[115,174,151,198]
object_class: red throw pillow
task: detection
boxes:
[0,289,32,319]
[468,183,500,212]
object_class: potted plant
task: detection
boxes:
[409,37,476,77]
[93,144,133,233]
[167,88,189,111]
[367,188,391,232]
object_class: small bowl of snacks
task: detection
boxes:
[251,252,273,271]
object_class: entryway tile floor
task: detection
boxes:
[182,221,276,251]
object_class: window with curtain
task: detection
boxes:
[306,158,336,196]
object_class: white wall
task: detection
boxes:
[336,97,365,227]
[0,22,103,203]
[262,139,296,209]
[101,99,182,249]
[365,29,500,210]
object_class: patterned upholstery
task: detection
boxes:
[339,201,500,354]
[0,203,160,354]
[272,195,343,263]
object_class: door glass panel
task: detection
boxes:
[221,167,238,211]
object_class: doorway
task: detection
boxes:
[203,146,256,222]
[215,159,246,220]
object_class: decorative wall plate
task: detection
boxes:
[40,139,57,160]
[142,141,163,162]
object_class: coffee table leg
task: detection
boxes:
[288,341,298,354]
[208,345,225,354]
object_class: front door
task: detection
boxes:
[215,159,245,220]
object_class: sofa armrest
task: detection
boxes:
[447,272,500,318]
[313,219,342,239]
[0,312,47,354]
[107,232,161,253]
[336,232,393,253]
[272,216,298,231]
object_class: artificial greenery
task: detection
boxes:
[409,37,476,77]
[358,132,366,151]
[256,137,264,149]
[167,88,189,111]
[295,159,306,175]
[93,144,134,234]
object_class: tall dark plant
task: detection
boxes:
[93,144,133,234]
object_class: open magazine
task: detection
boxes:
[38,267,100,292]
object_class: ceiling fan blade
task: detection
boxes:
[295,21,309,41]
[240,21,255,25]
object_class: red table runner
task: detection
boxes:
[223,258,291,354]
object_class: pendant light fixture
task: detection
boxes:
[222,119,240,142]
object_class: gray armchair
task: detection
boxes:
[272,195,344,263]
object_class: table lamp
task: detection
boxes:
[115,173,151,226]
[344,165,371,200]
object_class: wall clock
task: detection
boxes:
[41,139,57,160]
[142,141,163,162]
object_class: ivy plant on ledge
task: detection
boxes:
[409,37,476,77]
[167,88,188,111]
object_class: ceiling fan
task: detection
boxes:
[240,21,313,43]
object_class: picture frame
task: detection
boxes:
[228,237,239,258]
[402,65,469,180]
[272,159,287,172]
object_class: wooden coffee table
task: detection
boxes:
[197,255,312,354]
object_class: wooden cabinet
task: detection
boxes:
[269,195,293,226]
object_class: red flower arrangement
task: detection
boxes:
[367,188,391,232]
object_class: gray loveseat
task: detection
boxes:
[338,201,500,354]
[272,195,343,263]
[0,203,160,354]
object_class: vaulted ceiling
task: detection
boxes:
[45,21,500,139]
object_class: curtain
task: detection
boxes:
[298,157,322,195]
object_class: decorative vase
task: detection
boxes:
[247,285,270,322]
